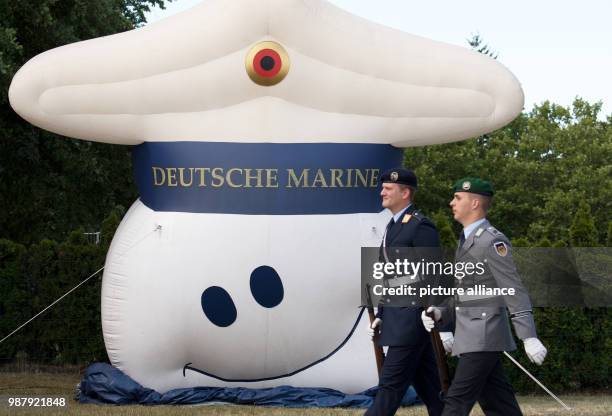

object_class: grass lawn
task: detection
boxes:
[0,372,609,415]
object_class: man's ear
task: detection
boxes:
[471,196,482,211]
[402,187,412,201]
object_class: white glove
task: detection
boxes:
[523,337,547,365]
[421,306,441,332]
[367,318,382,340]
[440,332,454,354]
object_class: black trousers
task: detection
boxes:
[364,339,444,416]
[442,352,522,416]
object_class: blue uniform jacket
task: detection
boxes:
[375,205,442,346]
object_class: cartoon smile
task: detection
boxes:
[181,264,364,381]
[183,312,364,381]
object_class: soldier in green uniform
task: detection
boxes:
[421,177,548,416]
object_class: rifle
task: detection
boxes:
[365,283,385,376]
[427,310,450,396]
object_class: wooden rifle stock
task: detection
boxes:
[365,284,385,376]
[427,310,450,396]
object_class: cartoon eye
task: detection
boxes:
[201,286,237,327]
[250,265,284,308]
[245,41,290,86]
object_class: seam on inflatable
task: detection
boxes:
[37,95,496,119]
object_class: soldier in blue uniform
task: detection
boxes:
[421,177,548,416]
[365,168,450,416]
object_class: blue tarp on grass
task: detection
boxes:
[77,363,420,407]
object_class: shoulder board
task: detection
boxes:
[410,211,425,222]
[477,225,508,244]
[485,226,502,237]
[484,225,510,246]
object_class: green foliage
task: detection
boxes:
[0,26,22,107]
[122,0,172,28]
[100,205,125,251]
[570,201,598,247]
[405,98,611,246]
[0,208,124,365]
[504,308,612,393]
[0,239,26,346]
[536,237,552,247]
[467,33,498,59]
[432,211,456,249]
[511,238,530,247]
[606,221,612,247]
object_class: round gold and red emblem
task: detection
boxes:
[245,41,290,86]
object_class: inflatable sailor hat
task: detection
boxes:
[9,0,524,146]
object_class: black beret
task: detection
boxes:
[379,168,417,188]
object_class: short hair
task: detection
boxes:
[398,184,416,201]
[398,184,414,192]
[473,194,492,213]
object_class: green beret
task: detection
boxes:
[452,177,494,196]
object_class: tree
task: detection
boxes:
[467,33,498,59]
[404,98,611,245]
[536,237,552,247]
[432,211,456,249]
[570,201,598,247]
[0,1,171,244]
[511,237,529,247]
[0,207,124,365]
[100,205,125,251]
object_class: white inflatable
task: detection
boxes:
[8,0,523,393]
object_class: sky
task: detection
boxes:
[146,0,612,117]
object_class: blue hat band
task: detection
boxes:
[132,142,403,214]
